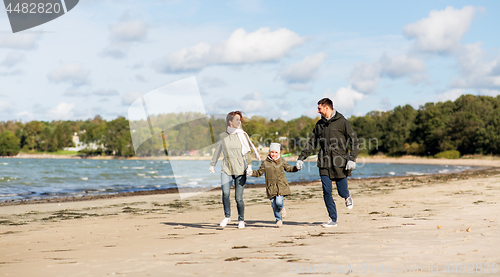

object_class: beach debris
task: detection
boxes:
[232,246,249,249]
[466,227,471,232]
[437,225,442,229]
[225,257,242,261]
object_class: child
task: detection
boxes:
[248,143,300,228]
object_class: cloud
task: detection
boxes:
[46,102,75,120]
[379,97,393,111]
[93,89,119,96]
[350,54,426,93]
[16,111,34,120]
[379,54,426,78]
[435,89,468,102]
[63,87,88,97]
[0,69,23,76]
[280,53,327,83]
[135,74,146,82]
[323,86,367,112]
[0,101,14,113]
[1,52,26,68]
[240,91,270,113]
[110,20,148,42]
[0,34,41,50]
[404,6,481,54]
[349,62,382,93]
[206,91,270,115]
[100,44,127,59]
[287,83,311,91]
[101,19,149,59]
[48,63,90,87]
[201,76,227,88]
[451,43,500,90]
[153,27,305,73]
[122,91,143,106]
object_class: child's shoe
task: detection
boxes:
[322,218,337,227]
[276,220,283,228]
[280,207,286,219]
[345,196,353,209]
[238,221,245,229]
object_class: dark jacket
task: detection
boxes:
[252,156,298,199]
[298,111,359,179]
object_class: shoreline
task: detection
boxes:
[5,152,500,165]
[1,166,495,207]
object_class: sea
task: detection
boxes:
[0,158,474,202]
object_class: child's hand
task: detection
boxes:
[209,166,215,173]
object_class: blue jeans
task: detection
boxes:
[270,195,284,221]
[221,173,246,221]
[320,176,350,222]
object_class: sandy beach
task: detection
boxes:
[1,158,499,276]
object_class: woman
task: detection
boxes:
[209,111,260,229]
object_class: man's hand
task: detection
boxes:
[296,160,304,170]
[209,165,215,173]
[246,165,253,176]
[345,161,356,171]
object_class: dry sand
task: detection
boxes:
[1,159,499,276]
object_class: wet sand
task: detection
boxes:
[1,161,499,276]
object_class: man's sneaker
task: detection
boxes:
[322,218,337,227]
[280,207,287,219]
[220,217,231,227]
[345,196,353,209]
[276,220,283,228]
[238,221,245,229]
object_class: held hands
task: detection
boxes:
[209,165,215,173]
[345,161,356,171]
[296,160,303,170]
[246,165,253,177]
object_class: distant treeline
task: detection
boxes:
[349,94,500,156]
[0,94,499,157]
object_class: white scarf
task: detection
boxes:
[227,127,261,161]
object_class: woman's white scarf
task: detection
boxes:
[227,127,261,161]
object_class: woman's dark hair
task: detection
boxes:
[317,98,333,110]
[226,111,245,127]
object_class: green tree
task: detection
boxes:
[0,131,21,156]
[105,117,134,156]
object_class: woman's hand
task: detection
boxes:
[209,165,215,173]
[246,165,252,176]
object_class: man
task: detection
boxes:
[296,98,359,227]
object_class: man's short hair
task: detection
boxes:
[318,98,333,110]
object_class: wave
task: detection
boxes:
[406,172,425,176]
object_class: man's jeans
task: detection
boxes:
[221,173,246,221]
[270,195,284,221]
[320,175,349,222]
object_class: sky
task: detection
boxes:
[1,0,500,122]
